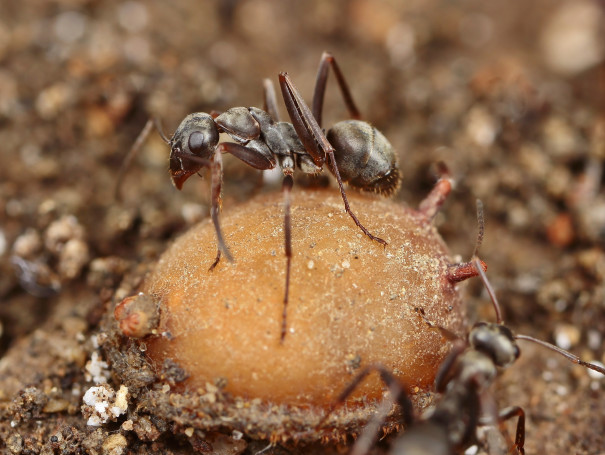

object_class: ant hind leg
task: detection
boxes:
[312,51,362,127]
[279,72,387,246]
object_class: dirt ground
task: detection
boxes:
[1,0,604,454]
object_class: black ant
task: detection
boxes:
[117,53,473,343]
[319,203,605,455]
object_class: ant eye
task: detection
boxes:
[188,131,205,154]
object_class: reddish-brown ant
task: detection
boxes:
[318,203,605,455]
[117,53,475,342]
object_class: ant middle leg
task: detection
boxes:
[262,78,299,343]
[279,173,294,343]
[312,51,362,127]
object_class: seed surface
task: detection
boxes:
[143,188,466,406]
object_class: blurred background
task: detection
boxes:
[0,0,604,453]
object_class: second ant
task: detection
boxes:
[318,203,605,455]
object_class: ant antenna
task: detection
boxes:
[515,334,605,376]
[115,119,154,201]
[114,118,170,201]
[154,117,171,144]
[470,199,505,323]
[472,199,484,259]
[446,199,487,283]
[473,257,503,325]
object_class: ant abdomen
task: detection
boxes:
[327,119,401,196]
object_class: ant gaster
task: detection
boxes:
[320,203,605,455]
[117,53,476,342]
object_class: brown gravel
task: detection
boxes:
[0,1,604,454]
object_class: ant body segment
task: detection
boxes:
[117,53,475,342]
[321,206,605,455]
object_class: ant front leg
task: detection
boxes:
[208,147,229,269]
[312,51,362,127]
[322,365,414,427]
[212,141,277,269]
[434,340,467,393]
[279,72,387,246]
[497,406,525,455]
[174,149,233,268]
[175,142,276,269]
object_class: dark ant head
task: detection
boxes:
[327,120,401,196]
[470,256,520,368]
[469,322,520,368]
[169,113,219,189]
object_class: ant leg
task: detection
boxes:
[497,406,525,455]
[321,365,414,428]
[328,153,388,246]
[219,142,276,170]
[414,307,461,342]
[280,174,294,343]
[417,163,453,221]
[208,248,221,272]
[312,51,362,127]
[326,365,414,455]
[263,79,281,122]
[171,141,275,269]
[434,341,467,393]
[207,142,278,269]
[279,72,387,246]
[209,148,234,264]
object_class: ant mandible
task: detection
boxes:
[318,202,605,455]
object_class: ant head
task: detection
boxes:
[169,113,219,189]
[469,322,520,368]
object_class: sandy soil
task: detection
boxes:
[0,0,604,454]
